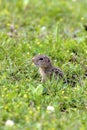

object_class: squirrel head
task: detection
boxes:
[32,54,52,68]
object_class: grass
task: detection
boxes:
[0,0,87,129]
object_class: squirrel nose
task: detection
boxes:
[32,58,34,62]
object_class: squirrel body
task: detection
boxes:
[32,54,65,82]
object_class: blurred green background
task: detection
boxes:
[0,0,87,130]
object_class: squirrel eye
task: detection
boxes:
[39,58,43,60]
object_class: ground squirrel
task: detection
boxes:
[32,54,66,83]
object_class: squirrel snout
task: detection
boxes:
[32,58,35,62]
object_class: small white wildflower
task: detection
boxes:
[5,119,14,126]
[41,26,46,32]
[47,106,55,112]
[23,0,29,6]
[72,0,76,2]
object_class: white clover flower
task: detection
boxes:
[47,106,55,112]
[5,119,14,126]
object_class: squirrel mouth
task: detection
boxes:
[34,63,38,66]
[33,62,38,66]
[32,58,39,66]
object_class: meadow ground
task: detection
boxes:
[0,0,87,130]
